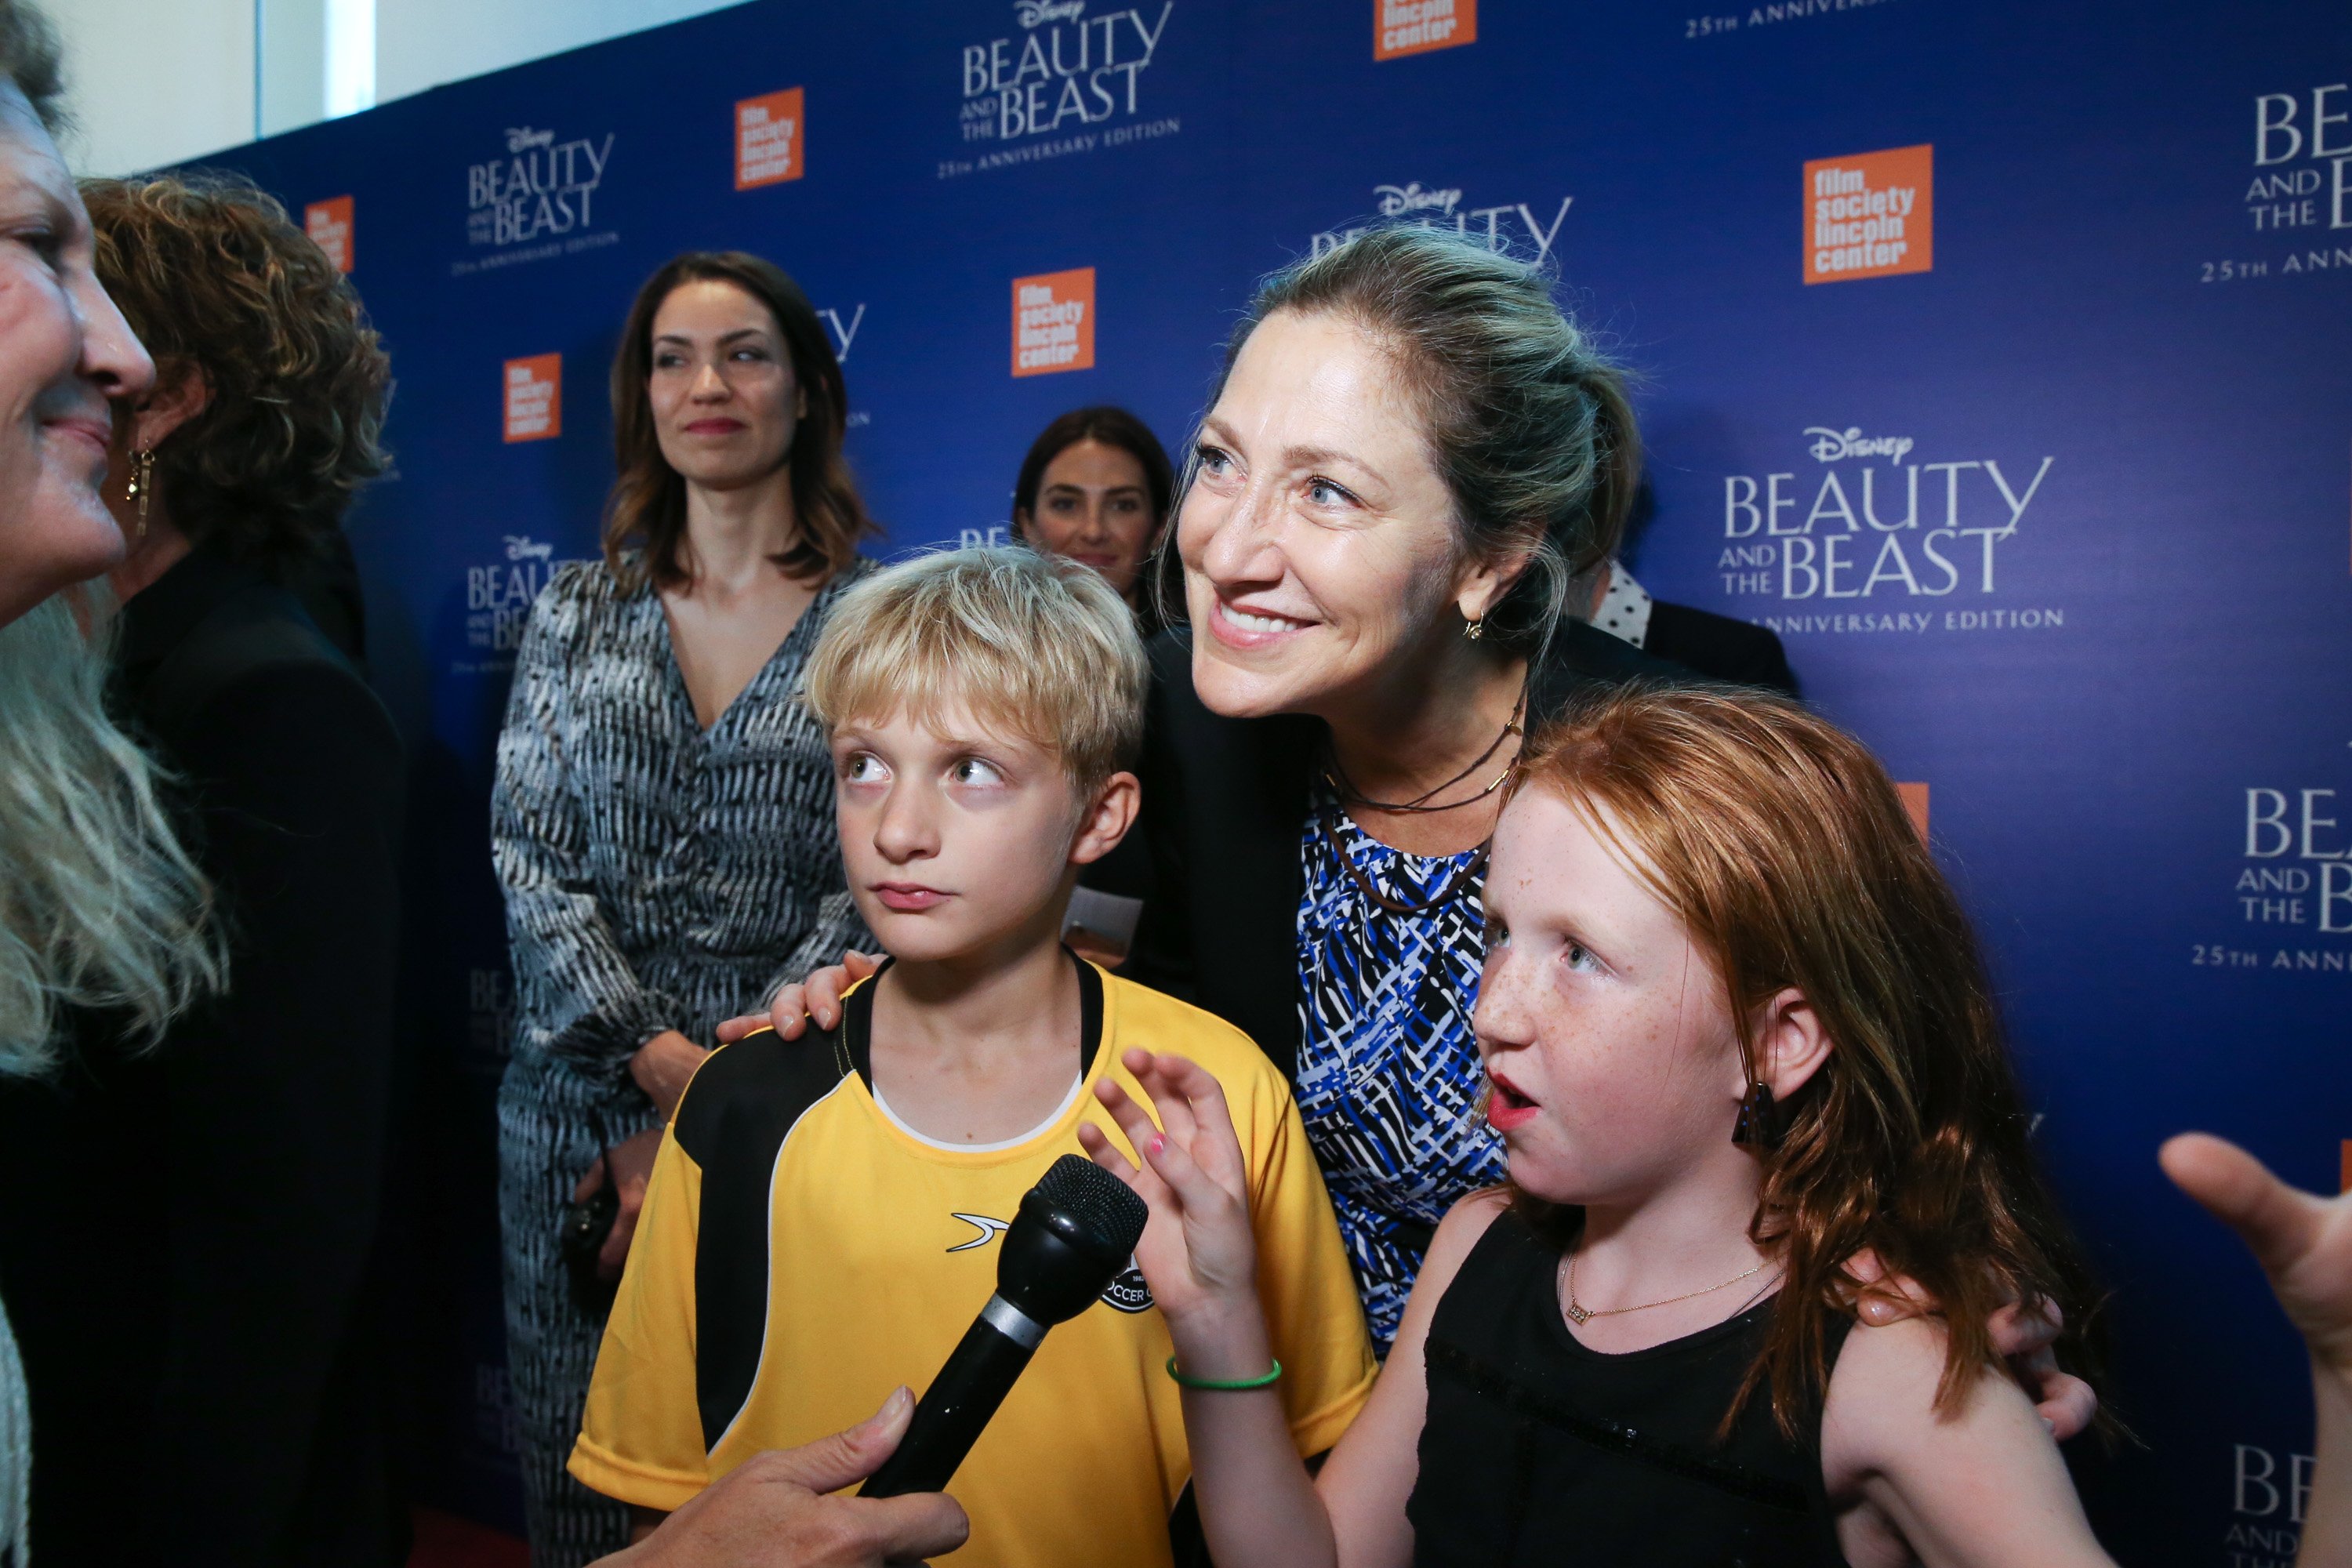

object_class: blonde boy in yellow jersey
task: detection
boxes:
[569,547,1376,1566]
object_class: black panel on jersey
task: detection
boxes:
[676,1023,855,1452]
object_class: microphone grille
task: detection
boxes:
[1034,1153,1149,1254]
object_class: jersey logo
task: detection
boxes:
[942,1213,1154,1312]
[946,1213,1011,1253]
[1100,1255,1154,1314]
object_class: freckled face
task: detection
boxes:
[831,702,1090,964]
[0,90,156,624]
[1473,785,1751,1209]
[646,279,802,491]
[1174,308,1469,721]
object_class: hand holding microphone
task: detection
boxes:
[592,1387,967,1568]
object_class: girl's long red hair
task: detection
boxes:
[1510,684,2107,1432]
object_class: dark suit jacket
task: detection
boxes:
[1121,620,1681,1080]
[1642,599,1799,697]
[0,544,405,1566]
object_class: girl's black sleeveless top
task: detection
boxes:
[1408,1210,1853,1567]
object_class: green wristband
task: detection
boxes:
[1165,1355,1283,1391]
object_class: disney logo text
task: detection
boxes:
[1806,426,1915,465]
[1376,182,1462,218]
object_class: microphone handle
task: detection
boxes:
[860,1298,1042,1497]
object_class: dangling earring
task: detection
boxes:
[125,447,155,545]
[1463,612,1486,642]
[1732,1080,1784,1149]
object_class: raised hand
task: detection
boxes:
[2163,1133,2352,1372]
[1076,1049,1259,1329]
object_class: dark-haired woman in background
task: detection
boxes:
[492,251,876,1566]
[1011,404,1173,635]
[1005,406,1176,956]
[0,170,404,1566]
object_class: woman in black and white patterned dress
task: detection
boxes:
[492,251,876,1567]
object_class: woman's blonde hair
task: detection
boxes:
[0,595,223,1073]
[801,547,1146,795]
[1511,684,2104,1433]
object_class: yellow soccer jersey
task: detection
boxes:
[571,957,1376,1567]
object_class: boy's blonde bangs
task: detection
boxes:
[802,546,1148,791]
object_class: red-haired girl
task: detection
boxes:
[1081,684,2351,1566]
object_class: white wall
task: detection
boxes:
[375,0,743,104]
[44,0,749,176]
[48,0,256,176]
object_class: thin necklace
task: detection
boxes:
[1326,688,1527,816]
[1561,1252,1773,1327]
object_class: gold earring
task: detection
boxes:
[1463,612,1485,642]
[125,447,155,544]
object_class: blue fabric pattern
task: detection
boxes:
[1294,786,1504,1352]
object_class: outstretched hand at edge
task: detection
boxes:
[2162,1133,2352,1372]
[2163,1132,2352,1568]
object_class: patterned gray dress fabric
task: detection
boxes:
[492,559,869,1566]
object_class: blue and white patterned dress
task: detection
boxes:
[1294,785,1504,1352]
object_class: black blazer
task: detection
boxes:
[1642,598,1799,697]
[0,545,405,1566]
[1121,620,1682,1081]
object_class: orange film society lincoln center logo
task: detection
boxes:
[1804,145,1933,284]
[1375,0,1474,60]
[305,196,354,273]
[736,88,804,190]
[503,354,561,443]
[1012,268,1094,376]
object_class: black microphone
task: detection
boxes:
[861,1152,1149,1497]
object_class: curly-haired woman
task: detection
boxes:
[0,170,405,1566]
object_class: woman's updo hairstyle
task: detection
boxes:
[1211,224,1639,652]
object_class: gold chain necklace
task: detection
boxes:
[1561,1252,1772,1326]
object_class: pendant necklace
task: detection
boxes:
[1561,1252,1773,1327]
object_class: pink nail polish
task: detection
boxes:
[1149,1134,1165,1157]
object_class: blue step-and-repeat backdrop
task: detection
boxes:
[198,1,2347,1558]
